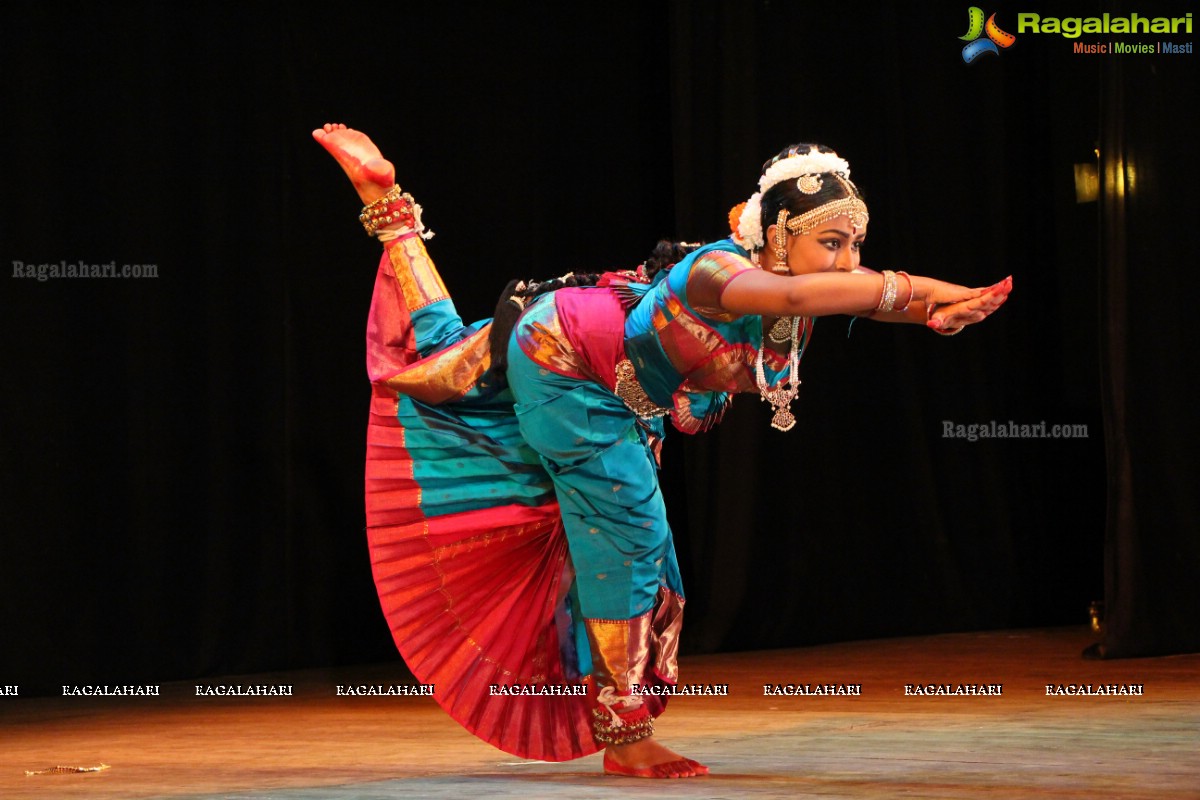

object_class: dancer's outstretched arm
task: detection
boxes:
[848,266,1012,333]
[721,268,1010,334]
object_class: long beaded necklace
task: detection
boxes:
[754,316,810,432]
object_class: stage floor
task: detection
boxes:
[3,628,1197,799]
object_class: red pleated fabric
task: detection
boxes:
[364,385,602,761]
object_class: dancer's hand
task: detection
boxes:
[911,275,985,306]
[928,276,1012,333]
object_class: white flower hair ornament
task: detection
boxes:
[732,148,861,251]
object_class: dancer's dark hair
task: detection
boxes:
[487,240,701,375]
[756,143,866,240]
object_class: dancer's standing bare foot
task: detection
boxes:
[604,736,708,778]
[312,123,395,205]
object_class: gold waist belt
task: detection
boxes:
[614,359,670,420]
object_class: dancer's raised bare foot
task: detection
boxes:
[312,123,395,205]
[603,736,708,779]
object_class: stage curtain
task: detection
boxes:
[1091,4,1200,658]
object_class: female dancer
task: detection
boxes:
[314,123,1010,779]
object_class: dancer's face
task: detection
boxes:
[773,215,867,275]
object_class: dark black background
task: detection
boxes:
[2,1,1194,694]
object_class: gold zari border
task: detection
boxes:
[387,236,449,312]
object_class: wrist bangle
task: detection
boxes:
[876,270,898,312]
[895,271,914,313]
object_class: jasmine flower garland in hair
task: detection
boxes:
[732,148,854,251]
[735,192,766,249]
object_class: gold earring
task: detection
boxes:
[773,209,790,265]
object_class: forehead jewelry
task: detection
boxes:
[772,175,869,263]
[733,147,864,250]
[797,174,823,194]
[785,176,869,236]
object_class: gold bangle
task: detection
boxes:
[876,270,898,312]
[894,271,914,313]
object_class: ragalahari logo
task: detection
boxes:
[960,7,1017,62]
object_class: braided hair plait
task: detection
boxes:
[487,272,601,375]
[485,240,703,378]
[643,239,701,282]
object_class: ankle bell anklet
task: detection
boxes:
[592,704,655,746]
[360,185,433,239]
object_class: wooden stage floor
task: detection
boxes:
[3,628,1197,799]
